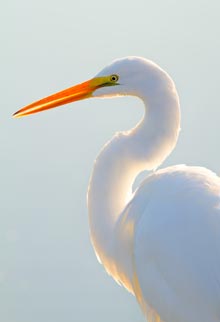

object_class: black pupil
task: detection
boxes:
[112,76,116,81]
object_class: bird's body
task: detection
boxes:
[112,165,220,322]
[14,57,220,322]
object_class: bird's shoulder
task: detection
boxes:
[135,164,220,202]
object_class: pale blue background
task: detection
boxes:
[1,1,220,321]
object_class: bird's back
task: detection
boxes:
[114,165,220,322]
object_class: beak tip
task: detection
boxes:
[12,111,22,118]
[12,113,18,118]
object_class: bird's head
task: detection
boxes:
[13,56,172,118]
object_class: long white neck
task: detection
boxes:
[87,79,180,270]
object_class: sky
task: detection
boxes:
[1,1,220,321]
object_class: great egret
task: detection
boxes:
[13,57,220,322]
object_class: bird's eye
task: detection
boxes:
[110,74,119,82]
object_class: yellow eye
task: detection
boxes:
[110,74,119,82]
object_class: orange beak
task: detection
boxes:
[13,77,108,118]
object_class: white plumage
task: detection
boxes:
[134,166,220,322]
[14,56,220,322]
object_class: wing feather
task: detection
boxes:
[132,166,220,322]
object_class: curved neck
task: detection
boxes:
[87,88,180,265]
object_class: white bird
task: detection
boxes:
[13,57,220,322]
